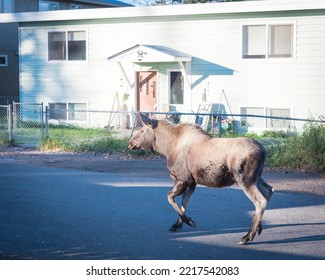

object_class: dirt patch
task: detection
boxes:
[1,147,324,196]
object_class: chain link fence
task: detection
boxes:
[0,105,12,144]
[1,104,324,147]
[12,102,44,146]
[44,108,324,138]
[132,111,324,137]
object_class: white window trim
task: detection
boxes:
[46,28,88,63]
[241,20,296,61]
[0,55,8,67]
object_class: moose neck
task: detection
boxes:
[152,122,177,157]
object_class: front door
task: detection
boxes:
[136,71,157,112]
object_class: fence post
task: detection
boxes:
[218,113,222,138]
[8,104,12,142]
[40,102,44,139]
[45,106,49,138]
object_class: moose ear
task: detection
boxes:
[139,113,158,129]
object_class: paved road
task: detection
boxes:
[0,161,324,260]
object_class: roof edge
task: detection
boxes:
[1,1,325,23]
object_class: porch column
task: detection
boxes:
[178,61,192,110]
[117,62,132,88]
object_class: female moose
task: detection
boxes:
[128,113,274,245]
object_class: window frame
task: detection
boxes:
[240,106,265,128]
[266,107,291,129]
[47,29,88,62]
[48,102,88,122]
[240,106,292,130]
[241,21,295,60]
[242,25,267,59]
[0,55,8,67]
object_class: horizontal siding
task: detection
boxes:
[19,12,325,120]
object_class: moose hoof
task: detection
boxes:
[239,230,257,245]
[169,223,183,232]
[239,237,249,245]
[181,216,196,228]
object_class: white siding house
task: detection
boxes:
[1,0,325,130]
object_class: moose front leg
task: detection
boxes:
[168,180,196,231]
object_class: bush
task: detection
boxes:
[261,130,291,139]
[265,123,325,173]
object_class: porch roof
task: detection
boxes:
[107,45,192,63]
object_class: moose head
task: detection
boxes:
[128,113,158,152]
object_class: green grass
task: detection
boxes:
[39,123,325,173]
[40,125,148,157]
[0,130,12,147]
[0,138,12,147]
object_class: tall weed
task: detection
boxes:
[266,123,325,172]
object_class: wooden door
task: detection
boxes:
[136,71,157,112]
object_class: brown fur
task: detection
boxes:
[129,114,274,245]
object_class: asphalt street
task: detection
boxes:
[0,161,324,260]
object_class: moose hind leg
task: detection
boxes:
[256,176,274,202]
[240,184,268,245]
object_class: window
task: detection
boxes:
[48,31,87,61]
[0,55,8,67]
[242,25,266,59]
[39,1,59,11]
[48,32,66,60]
[268,25,293,58]
[240,107,264,128]
[267,108,291,128]
[49,103,66,120]
[68,31,86,60]
[242,23,293,59]
[70,4,82,9]
[240,107,291,129]
[68,103,87,121]
[169,71,184,105]
[0,0,14,13]
[49,103,87,121]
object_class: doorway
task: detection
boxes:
[136,71,157,112]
